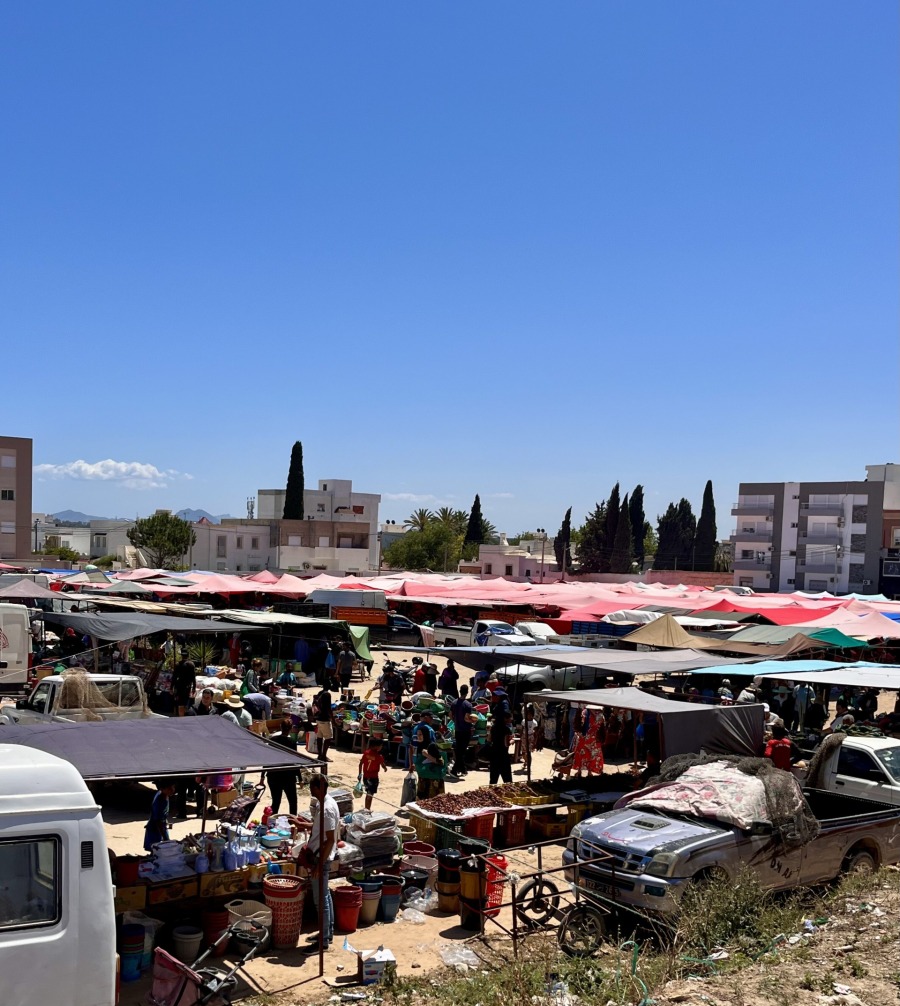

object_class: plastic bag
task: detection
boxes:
[353,775,364,798]
[400,772,416,807]
[404,888,438,914]
[400,908,426,924]
[439,945,480,971]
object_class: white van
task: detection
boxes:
[0,745,115,1006]
[307,588,388,611]
[0,602,32,693]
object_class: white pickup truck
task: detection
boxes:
[3,673,157,725]
[432,618,538,648]
[808,735,900,806]
[0,744,116,1006]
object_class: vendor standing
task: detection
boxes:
[172,657,196,717]
[290,774,339,951]
[451,685,473,776]
[143,779,176,851]
[337,644,356,691]
[488,688,513,785]
[267,718,299,815]
[411,711,445,800]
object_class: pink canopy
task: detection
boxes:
[246,570,279,584]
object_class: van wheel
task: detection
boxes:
[843,848,877,875]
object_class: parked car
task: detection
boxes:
[368,613,426,648]
[4,673,158,725]
[807,735,900,806]
[515,621,558,643]
[432,619,538,648]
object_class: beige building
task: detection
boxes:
[0,436,33,561]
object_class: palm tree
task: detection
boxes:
[481,519,498,543]
[434,506,456,527]
[404,508,434,532]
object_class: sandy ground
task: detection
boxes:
[111,649,594,1005]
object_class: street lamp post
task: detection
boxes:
[536,528,547,584]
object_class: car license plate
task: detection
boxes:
[583,877,614,896]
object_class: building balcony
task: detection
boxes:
[800,503,845,517]
[797,561,842,574]
[731,503,775,516]
[799,531,843,546]
[732,558,772,571]
[730,529,773,543]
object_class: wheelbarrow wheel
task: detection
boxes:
[514,878,562,927]
[558,903,608,958]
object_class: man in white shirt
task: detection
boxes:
[291,774,339,949]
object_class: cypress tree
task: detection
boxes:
[601,482,620,572]
[676,498,698,570]
[629,486,646,567]
[283,441,305,520]
[608,495,634,573]
[464,494,485,544]
[655,503,679,570]
[576,502,607,573]
[554,507,572,573]
[693,480,718,572]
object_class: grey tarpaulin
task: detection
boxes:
[42,610,269,642]
[523,685,765,759]
[0,716,321,780]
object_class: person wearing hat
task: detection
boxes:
[736,683,757,705]
[716,678,733,701]
[215,695,249,728]
[423,662,438,697]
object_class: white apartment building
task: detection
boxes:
[731,468,888,593]
[188,520,272,572]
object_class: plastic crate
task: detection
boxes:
[496,809,527,847]
[529,813,568,840]
[410,814,437,845]
[484,855,508,918]
[565,803,589,830]
[434,817,466,851]
[463,812,495,843]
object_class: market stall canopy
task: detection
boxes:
[430,644,757,676]
[522,685,764,758]
[94,578,156,595]
[725,624,871,649]
[755,665,900,690]
[784,610,900,640]
[687,659,846,678]
[42,610,269,642]
[620,615,725,650]
[212,608,373,661]
[0,716,320,780]
[0,579,59,600]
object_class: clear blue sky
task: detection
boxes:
[2,2,897,533]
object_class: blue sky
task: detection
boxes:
[2,2,897,533]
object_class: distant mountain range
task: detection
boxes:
[50,508,232,524]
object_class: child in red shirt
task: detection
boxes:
[359,738,388,810]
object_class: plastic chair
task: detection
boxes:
[395,742,409,767]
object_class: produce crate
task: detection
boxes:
[565,803,589,830]
[463,812,495,843]
[496,809,527,847]
[434,816,466,851]
[410,814,437,845]
[528,813,568,841]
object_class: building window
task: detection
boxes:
[249,564,261,571]
[525,569,531,577]
[236,537,243,549]
[287,535,302,546]
[738,577,753,587]
[317,504,326,512]
[740,549,754,560]
[787,578,795,585]
[504,564,513,576]
[251,537,259,550]
[0,522,14,535]
[322,483,328,491]
[216,535,227,558]
[0,489,14,501]
[216,561,227,570]
[0,836,60,931]
[484,563,492,574]
[318,537,330,547]
[0,455,14,468]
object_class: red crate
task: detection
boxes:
[496,809,526,847]
[484,855,508,917]
[463,812,495,843]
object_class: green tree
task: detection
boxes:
[480,517,497,543]
[608,495,634,573]
[676,498,698,569]
[643,525,658,559]
[42,544,81,562]
[629,486,647,567]
[693,480,718,572]
[575,502,607,573]
[465,494,485,544]
[383,521,462,571]
[655,503,679,570]
[404,508,434,532]
[601,482,620,572]
[127,512,197,569]
[655,499,697,570]
[554,507,572,573]
[283,441,305,520]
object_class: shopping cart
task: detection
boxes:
[148,920,267,1006]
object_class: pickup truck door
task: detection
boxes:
[832,748,900,806]
[744,831,805,891]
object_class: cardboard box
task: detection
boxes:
[114,884,147,913]
[199,869,248,899]
[210,788,238,809]
[147,877,199,906]
[352,946,396,986]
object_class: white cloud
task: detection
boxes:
[488,492,515,499]
[34,458,192,490]
[384,492,445,504]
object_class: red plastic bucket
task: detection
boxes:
[202,909,231,957]
[116,855,142,886]
[333,885,363,934]
[403,841,435,857]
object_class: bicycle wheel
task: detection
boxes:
[514,878,562,928]
[557,904,608,958]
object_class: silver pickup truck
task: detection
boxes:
[2,673,158,724]
[563,776,900,915]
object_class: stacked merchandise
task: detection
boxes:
[345,812,400,872]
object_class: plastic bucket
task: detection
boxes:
[459,895,482,931]
[400,868,429,892]
[380,892,402,923]
[202,909,231,958]
[359,890,381,926]
[172,925,204,963]
[116,855,142,886]
[403,841,435,857]
[121,950,142,983]
[333,885,364,933]
[263,876,307,950]
[437,889,459,914]
[459,861,482,901]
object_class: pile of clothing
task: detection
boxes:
[345,811,400,871]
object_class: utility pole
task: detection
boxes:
[33,518,39,554]
[536,528,546,583]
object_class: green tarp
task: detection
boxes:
[724,624,869,649]
[348,625,372,661]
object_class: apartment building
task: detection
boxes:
[35,517,134,560]
[188,518,272,572]
[0,436,33,561]
[238,478,381,572]
[731,467,890,593]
